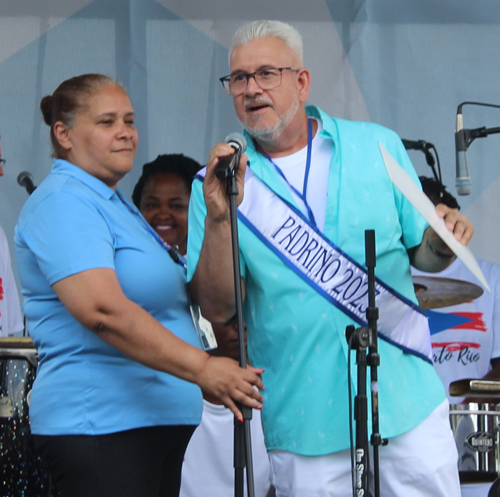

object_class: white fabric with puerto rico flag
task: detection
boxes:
[412,258,500,402]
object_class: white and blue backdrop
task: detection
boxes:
[1,0,499,294]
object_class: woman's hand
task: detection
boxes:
[195,355,264,421]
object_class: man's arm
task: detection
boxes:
[409,203,474,272]
[483,358,500,380]
[189,143,248,324]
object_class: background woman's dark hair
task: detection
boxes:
[419,176,461,210]
[132,154,202,208]
[40,73,123,159]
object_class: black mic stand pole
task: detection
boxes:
[225,168,256,497]
[346,230,382,497]
[365,230,383,497]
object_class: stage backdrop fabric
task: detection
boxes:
[1,0,499,296]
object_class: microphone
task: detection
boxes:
[401,139,429,151]
[215,133,247,180]
[17,171,37,195]
[402,138,436,168]
[455,111,471,195]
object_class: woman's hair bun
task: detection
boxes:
[40,95,53,125]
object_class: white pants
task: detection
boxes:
[269,400,461,497]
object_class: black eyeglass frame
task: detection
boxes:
[219,67,301,95]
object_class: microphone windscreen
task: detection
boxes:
[17,171,33,186]
[225,133,247,153]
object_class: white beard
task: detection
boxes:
[240,94,300,144]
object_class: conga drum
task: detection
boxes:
[449,403,500,484]
[0,337,52,496]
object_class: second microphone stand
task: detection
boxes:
[225,168,256,497]
[345,230,384,497]
[457,102,500,150]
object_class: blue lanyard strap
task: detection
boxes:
[302,118,313,199]
[258,119,317,228]
[115,189,187,273]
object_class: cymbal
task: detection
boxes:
[413,276,483,310]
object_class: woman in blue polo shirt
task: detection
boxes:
[14,73,263,497]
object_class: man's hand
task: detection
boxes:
[189,143,248,324]
[435,203,474,246]
[203,143,248,223]
[409,204,474,272]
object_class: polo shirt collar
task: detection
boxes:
[51,158,118,200]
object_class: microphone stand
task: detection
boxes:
[458,101,500,149]
[366,230,383,497]
[225,167,256,497]
[402,139,442,183]
[462,125,500,148]
[345,230,383,497]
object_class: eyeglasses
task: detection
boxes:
[219,67,301,95]
[0,158,5,167]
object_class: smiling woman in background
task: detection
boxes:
[14,73,263,497]
[132,154,201,256]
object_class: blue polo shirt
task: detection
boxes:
[187,106,445,455]
[15,159,202,435]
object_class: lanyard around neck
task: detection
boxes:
[259,119,317,228]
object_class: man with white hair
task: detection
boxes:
[188,20,470,496]
[0,136,24,337]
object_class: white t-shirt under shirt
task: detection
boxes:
[412,258,500,403]
[0,225,23,337]
[271,118,332,232]
[180,400,272,497]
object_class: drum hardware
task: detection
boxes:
[449,403,500,484]
[450,379,500,399]
[0,336,38,368]
[412,276,483,309]
[0,347,38,368]
[0,395,14,417]
[0,337,53,495]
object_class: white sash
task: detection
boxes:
[237,168,432,363]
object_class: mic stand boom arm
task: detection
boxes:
[457,101,500,150]
[462,125,500,149]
